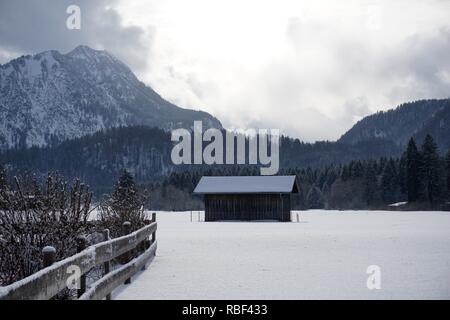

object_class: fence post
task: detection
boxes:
[151,213,156,256]
[141,220,151,271]
[151,212,156,243]
[123,221,132,284]
[297,213,300,223]
[143,219,152,250]
[102,229,112,300]
[42,246,56,268]
[76,235,87,298]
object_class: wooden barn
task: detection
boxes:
[193,176,299,222]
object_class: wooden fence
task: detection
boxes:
[0,213,157,300]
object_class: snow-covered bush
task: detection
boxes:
[0,174,94,286]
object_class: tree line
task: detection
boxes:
[3,132,447,213]
[0,125,404,197]
[149,134,450,210]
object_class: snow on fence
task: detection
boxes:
[0,213,157,300]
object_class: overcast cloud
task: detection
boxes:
[1,0,449,141]
[0,0,153,72]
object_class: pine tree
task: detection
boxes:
[306,185,324,209]
[321,183,330,199]
[351,161,364,178]
[112,170,140,208]
[324,169,337,189]
[296,180,308,210]
[446,150,450,199]
[398,154,407,199]
[341,165,350,181]
[381,159,399,204]
[100,170,146,237]
[363,162,378,206]
[405,138,421,202]
[419,135,442,203]
[0,165,6,191]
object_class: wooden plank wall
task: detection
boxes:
[205,194,291,221]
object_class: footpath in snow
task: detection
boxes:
[114,210,450,299]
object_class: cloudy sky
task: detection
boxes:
[1,0,450,141]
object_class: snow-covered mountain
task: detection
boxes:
[339,98,450,149]
[0,45,221,149]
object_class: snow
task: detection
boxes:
[42,246,56,254]
[24,58,42,78]
[80,242,157,300]
[193,176,297,194]
[115,210,450,300]
[388,201,408,207]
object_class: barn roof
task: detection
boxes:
[193,175,299,194]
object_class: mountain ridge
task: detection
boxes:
[0,45,221,150]
[338,98,450,149]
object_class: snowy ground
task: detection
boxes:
[114,210,450,300]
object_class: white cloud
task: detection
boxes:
[113,0,450,141]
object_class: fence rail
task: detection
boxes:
[0,214,157,300]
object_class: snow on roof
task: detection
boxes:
[193,175,299,194]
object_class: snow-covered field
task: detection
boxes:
[114,210,450,300]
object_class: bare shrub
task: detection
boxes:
[0,174,93,286]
